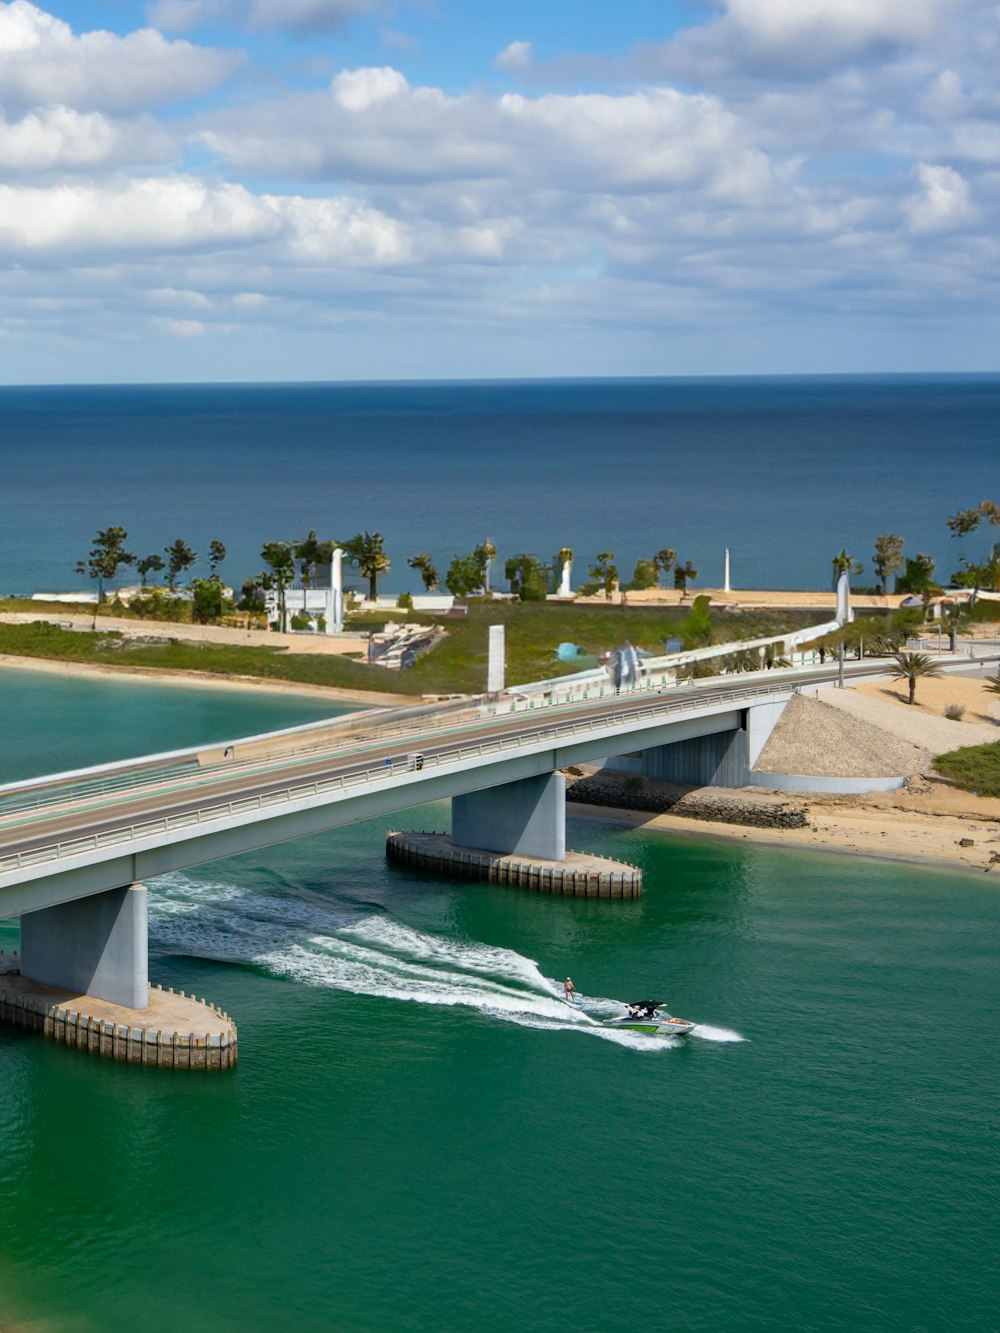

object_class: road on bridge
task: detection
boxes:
[0,657,946,871]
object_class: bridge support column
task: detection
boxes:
[19,884,148,1010]
[452,774,566,861]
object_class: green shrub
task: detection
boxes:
[397,591,414,610]
[933,742,1000,797]
[290,612,313,630]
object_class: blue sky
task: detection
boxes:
[0,0,998,381]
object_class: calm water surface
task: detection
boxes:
[0,673,997,1331]
[2,376,999,594]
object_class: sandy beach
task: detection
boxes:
[569,796,1000,875]
[570,779,1000,877]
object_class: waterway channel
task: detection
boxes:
[0,671,996,1331]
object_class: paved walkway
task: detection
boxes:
[817,686,998,756]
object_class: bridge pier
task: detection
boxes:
[20,883,149,1010]
[452,774,566,860]
[390,772,642,895]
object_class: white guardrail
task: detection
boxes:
[0,676,808,875]
[5,651,996,879]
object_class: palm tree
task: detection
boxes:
[983,672,1000,700]
[653,548,676,586]
[889,652,943,705]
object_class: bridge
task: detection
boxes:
[0,653,988,1012]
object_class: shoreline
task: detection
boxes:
[567,800,1000,878]
[0,653,417,707]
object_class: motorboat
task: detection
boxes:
[605,1001,697,1037]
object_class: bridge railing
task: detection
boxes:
[6,651,993,868]
[0,676,811,875]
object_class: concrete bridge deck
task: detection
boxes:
[0,658,924,915]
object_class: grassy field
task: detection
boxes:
[933,742,1000,798]
[0,601,820,697]
[0,621,415,693]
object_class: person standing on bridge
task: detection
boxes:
[384,756,393,775]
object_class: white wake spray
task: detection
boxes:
[149,873,743,1051]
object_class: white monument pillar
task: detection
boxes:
[487,623,505,694]
[835,571,854,625]
[327,547,344,634]
[723,548,731,593]
[558,555,572,598]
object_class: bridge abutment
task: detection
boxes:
[640,699,788,789]
[20,883,149,1010]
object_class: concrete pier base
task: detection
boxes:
[0,959,237,1070]
[387,831,642,898]
[20,883,148,1009]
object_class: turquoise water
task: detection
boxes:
[0,670,347,783]
[1,676,998,1331]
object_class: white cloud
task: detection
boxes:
[721,0,941,64]
[0,106,174,171]
[0,1,240,112]
[203,71,774,200]
[150,0,382,35]
[904,162,977,231]
[155,316,208,336]
[0,176,412,266]
[494,41,532,72]
[332,65,408,111]
[268,194,411,263]
[0,178,275,254]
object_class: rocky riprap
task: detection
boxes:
[566,773,810,830]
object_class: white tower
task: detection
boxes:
[558,554,573,598]
[325,547,344,634]
[723,548,731,594]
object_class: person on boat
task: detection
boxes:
[564,977,576,1003]
[626,1003,642,1019]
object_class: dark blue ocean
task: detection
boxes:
[2,376,998,596]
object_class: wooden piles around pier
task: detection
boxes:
[386,831,642,899]
[0,970,237,1070]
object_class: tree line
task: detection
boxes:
[834,502,1000,599]
[76,527,227,628]
[77,498,1000,633]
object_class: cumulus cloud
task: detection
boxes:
[0,176,411,265]
[0,0,997,372]
[0,0,240,112]
[203,68,775,200]
[904,162,977,231]
[494,41,532,72]
[717,0,941,67]
[150,0,383,35]
[0,106,174,171]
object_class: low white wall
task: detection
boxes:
[748,771,906,794]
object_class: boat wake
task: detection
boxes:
[149,873,743,1052]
